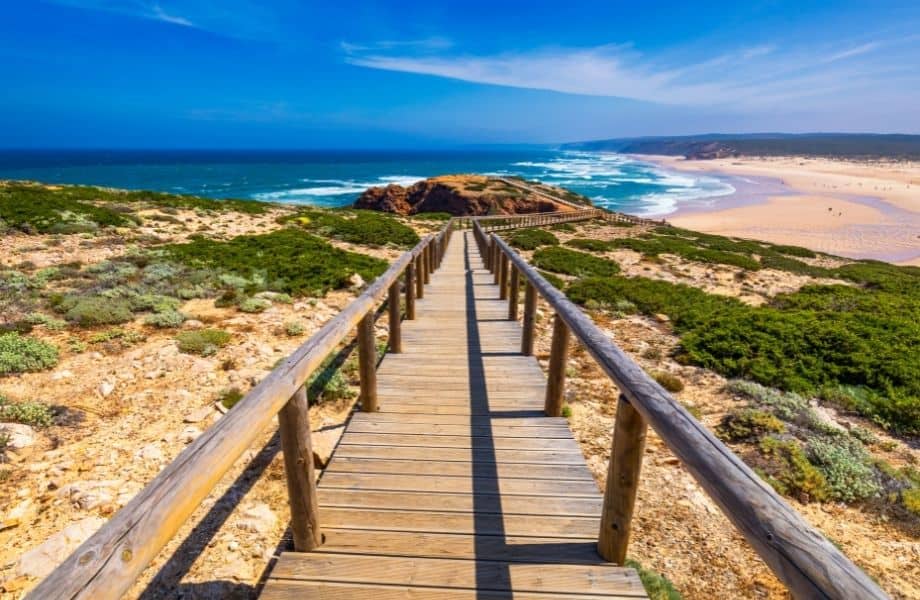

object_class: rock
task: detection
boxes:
[236,502,277,534]
[228,540,240,552]
[312,423,346,469]
[347,272,365,290]
[16,517,106,579]
[353,175,567,216]
[144,370,161,380]
[98,381,115,398]
[182,319,204,330]
[181,426,202,444]
[0,423,36,450]
[654,313,670,323]
[57,480,118,511]
[184,405,215,423]
[51,370,73,381]
[134,443,164,463]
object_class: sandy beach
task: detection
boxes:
[644,156,920,265]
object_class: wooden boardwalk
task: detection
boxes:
[261,231,647,599]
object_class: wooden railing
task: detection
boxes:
[26,220,457,600]
[473,220,888,600]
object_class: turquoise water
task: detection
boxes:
[0,149,734,216]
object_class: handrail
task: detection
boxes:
[476,220,888,600]
[27,220,457,600]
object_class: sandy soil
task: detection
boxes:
[645,156,920,265]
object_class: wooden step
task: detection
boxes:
[262,553,646,599]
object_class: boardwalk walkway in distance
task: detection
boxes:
[260,231,647,599]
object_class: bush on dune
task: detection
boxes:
[532,247,620,278]
[567,267,920,433]
[280,209,419,248]
[161,229,388,297]
[0,333,59,375]
[505,228,559,250]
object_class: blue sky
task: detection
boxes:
[2,1,918,147]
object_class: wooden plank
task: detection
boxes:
[343,421,573,438]
[347,412,568,427]
[316,529,607,564]
[319,472,600,496]
[324,457,593,481]
[268,553,645,596]
[320,508,600,538]
[332,444,584,464]
[318,489,602,516]
[339,433,581,451]
[261,580,639,600]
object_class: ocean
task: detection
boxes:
[0,149,735,217]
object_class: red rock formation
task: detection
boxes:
[354,176,570,216]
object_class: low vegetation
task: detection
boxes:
[0,395,55,427]
[506,228,559,250]
[0,182,268,236]
[0,333,59,375]
[161,229,388,298]
[280,208,419,248]
[568,262,920,434]
[176,329,232,356]
[532,247,620,278]
[625,559,682,600]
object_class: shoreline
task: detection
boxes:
[636,155,920,265]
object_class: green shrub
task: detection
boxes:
[281,209,419,248]
[62,296,134,326]
[0,333,59,374]
[218,387,245,410]
[560,404,572,418]
[537,270,565,290]
[624,559,682,600]
[904,487,920,516]
[758,437,830,502]
[566,238,614,253]
[651,370,684,393]
[144,310,187,328]
[532,247,620,278]
[550,222,577,232]
[162,229,387,298]
[284,320,306,336]
[24,313,67,330]
[176,329,232,356]
[806,436,880,502]
[568,273,920,434]
[0,182,133,233]
[410,211,452,221]
[770,244,817,258]
[505,228,559,250]
[307,355,356,403]
[0,396,54,427]
[718,408,785,441]
[239,297,271,313]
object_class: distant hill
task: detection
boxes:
[563,133,920,160]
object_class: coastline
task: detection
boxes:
[637,155,920,265]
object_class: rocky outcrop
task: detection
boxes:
[354,175,571,217]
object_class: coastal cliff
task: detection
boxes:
[354,175,588,216]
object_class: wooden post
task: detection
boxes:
[357,313,377,412]
[521,281,537,355]
[493,244,501,284]
[508,265,520,320]
[544,314,570,417]
[405,263,416,320]
[423,245,431,284]
[415,254,424,299]
[499,254,509,300]
[387,282,401,354]
[278,386,322,551]
[598,394,648,564]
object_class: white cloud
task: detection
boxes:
[343,37,916,109]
